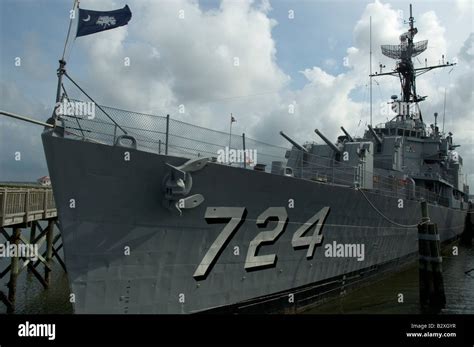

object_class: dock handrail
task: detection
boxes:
[0,186,56,227]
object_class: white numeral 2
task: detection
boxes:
[245,207,288,270]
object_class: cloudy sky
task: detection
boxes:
[0,0,473,186]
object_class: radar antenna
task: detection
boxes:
[370,4,455,125]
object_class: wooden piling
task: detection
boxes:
[427,223,446,309]
[27,222,37,273]
[7,227,21,313]
[45,220,54,286]
[460,202,473,246]
[418,200,446,312]
[0,184,66,312]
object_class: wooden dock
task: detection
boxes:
[0,184,65,313]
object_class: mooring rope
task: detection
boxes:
[358,188,424,228]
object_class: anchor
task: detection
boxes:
[162,157,209,214]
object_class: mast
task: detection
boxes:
[55,60,67,104]
[229,113,233,149]
[369,16,372,126]
[406,4,415,103]
[442,87,447,133]
[370,4,455,128]
[55,0,78,110]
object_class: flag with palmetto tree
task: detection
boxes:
[76,5,132,37]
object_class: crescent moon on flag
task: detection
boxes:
[83,15,91,22]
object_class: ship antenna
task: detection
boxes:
[370,4,456,133]
[442,87,447,134]
[369,16,373,127]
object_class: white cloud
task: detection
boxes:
[73,0,288,133]
[0,82,49,181]
[455,0,474,16]
[70,0,469,137]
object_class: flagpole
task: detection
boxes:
[229,113,233,149]
[52,1,132,126]
[61,0,79,61]
[55,60,67,105]
[55,0,78,107]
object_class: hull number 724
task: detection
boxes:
[193,206,330,280]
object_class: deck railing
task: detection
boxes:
[58,99,456,207]
[0,186,56,227]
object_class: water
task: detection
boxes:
[1,244,472,314]
[0,221,73,314]
[12,262,73,314]
[305,243,474,314]
[0,262,73,315]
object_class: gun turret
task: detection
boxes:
[340,126,354,142]
[314,129,342,154]
[279,131,308,153]
[367,125,382,144]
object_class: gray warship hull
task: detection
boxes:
[42,131,466,314]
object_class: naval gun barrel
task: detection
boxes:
[340,126,354,142]
[314,129,342,153]
[367,125,382,144]
[279,131,308,152]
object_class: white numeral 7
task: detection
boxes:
[193,207,246,280]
